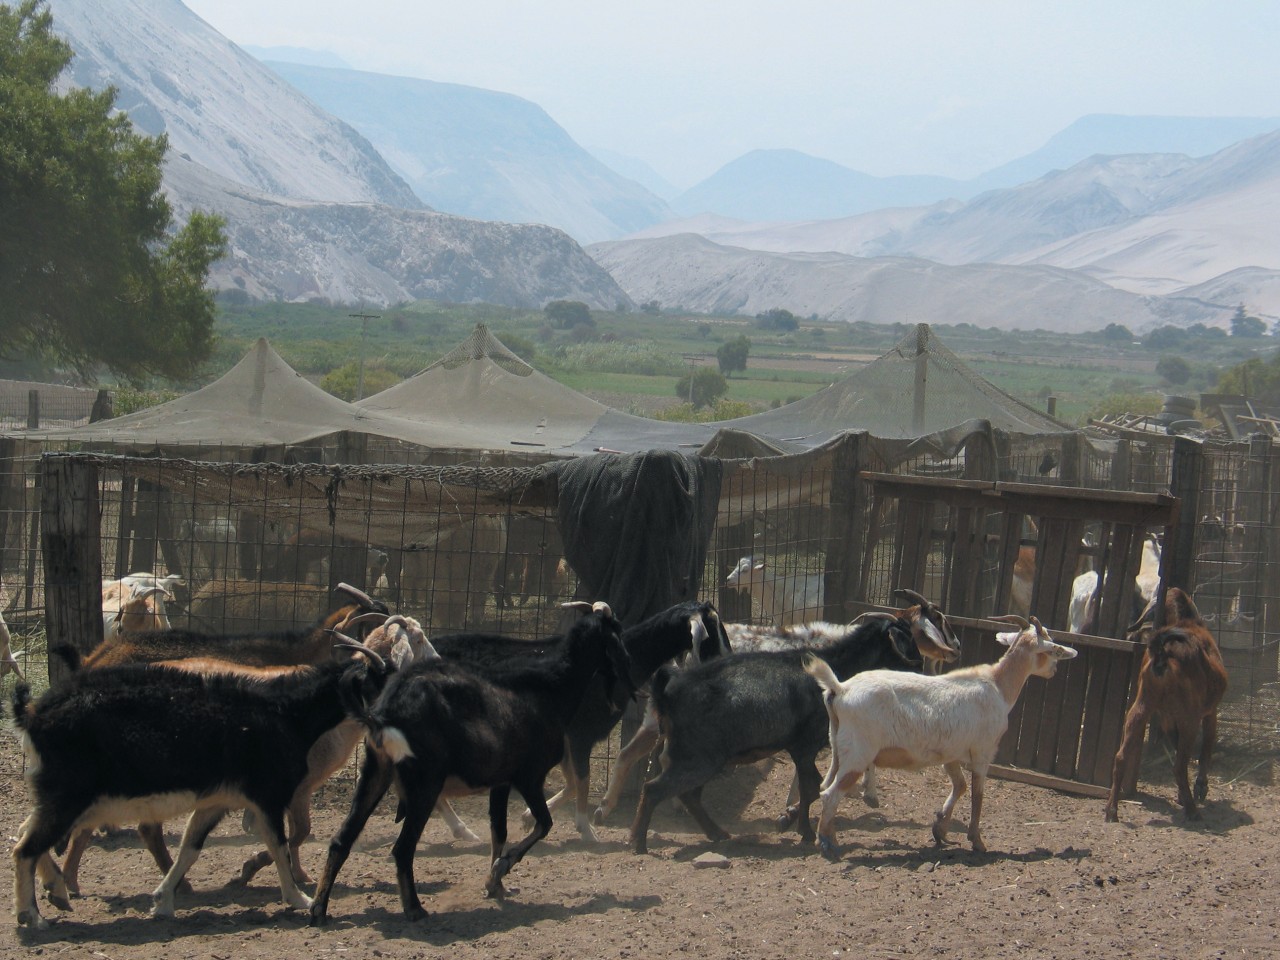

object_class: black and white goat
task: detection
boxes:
[308,601,630,925]
[427,599,730,841]
[51,583,392,896]
[594,615,890,826]
[11,642,393,929]
[628,591,960,854]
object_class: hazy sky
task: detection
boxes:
[182,0,1280,189]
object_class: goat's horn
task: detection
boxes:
[850,611,897,625]
[331,631,386,672]
[335,582,376,609]
[989,614,1030,628]
[591,601,614,617]
[893,588,931,609]
[561,601,593,613]
[340,610,389,629]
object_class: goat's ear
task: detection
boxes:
[914,612,949,652]
[889,624,919,664]
[995,630,1020,648]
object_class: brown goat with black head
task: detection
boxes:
[1105,588,1228,823]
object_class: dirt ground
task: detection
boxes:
[0,743,1275,960]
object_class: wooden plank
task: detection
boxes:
[988,765,1110,799]
[1096,524,1137,638]
[1050,642,1091,780]
[1088,645,1143,786]
[993,512,1023,617]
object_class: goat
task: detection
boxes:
[101,573,183,640]
[51,583,390,895]
[186,578,333,635]
[11,642,393,928]
[400,515,508,630]
[1068,533,1161,635]
[725,554,823,625]
[307,601,629,925]
[427,599,730,842]
[0,607,24,681]
[628,590,960,854]
[593,617,882,827]
[805,615,1077,857]
[1104,588,1228,823]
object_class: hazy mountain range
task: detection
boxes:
[43,0,1280,328]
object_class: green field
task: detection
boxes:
[187,299,1272,428]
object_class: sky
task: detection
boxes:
[182,0,1280,190]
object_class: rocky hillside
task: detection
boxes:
[167,157,629,308]
[264,62,673,244]
[589,234,1230,334]
[47,0,627,308]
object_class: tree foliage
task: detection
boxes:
[756,308,799,332]
[674,367,728,408]
[1230,305,1267,338]
[1216,354,1280,404]
[543,299,593,330]
[1155,354,1192,385]
[0,1,227,382]
[319,361,402,402]
[716,334,750,376]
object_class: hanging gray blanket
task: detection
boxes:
[548,450,723,626]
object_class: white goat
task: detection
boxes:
[1067,534,1160,634]
[804,615,1076,857]
[0,607,23,680]
[725,554,824,626]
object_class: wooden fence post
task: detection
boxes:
[42,455,103,686]
[1165,435,1204,600]
[825,432,863,621]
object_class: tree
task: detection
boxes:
[544,300,593,329]
[0,1,227,382]
[1155,354,1192,386]
[716,334,750,377]
[1230,305,1267,338]
[756,308,799,332]
[674,368,727,408]
[1144,326,1186,349]
[1100,323,1134,342]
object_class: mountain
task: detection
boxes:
[165,156,630,308]
[673,149,965,221]
[263,62,674,244]
[588,234,1231,334]
[671,116,1280,225]
[588,146,682,202]
[49,0,420,208]
[972,114,1280,193]
[47,0,629,308]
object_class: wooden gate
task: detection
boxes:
[851,471,1178,795]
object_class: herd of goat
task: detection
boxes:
[5,540,1229,931]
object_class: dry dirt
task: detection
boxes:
[0,745,1275,960]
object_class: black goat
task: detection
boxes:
[48,583,390,896]
[426,599,731,841]
[629,591,961,854]
[308,601,629,925]
[11,646,391,929]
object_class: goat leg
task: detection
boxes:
[931,761,968,847]
[595,711,661,826]
[967,767,988,853]
[1195,710,1218,805]
[310,749,395,927]
[152,807,225,918]
[486,781,553,899]
[1105,696,1152,822]
[678,786,731,843]
[1173,719,1200,818]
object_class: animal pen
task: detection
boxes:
[3,424,1278,804]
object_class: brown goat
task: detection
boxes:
[1105,588,1228,823]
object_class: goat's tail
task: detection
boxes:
[1148,628,1196,678]
[802,654,841,699]
[10,682,33,730]
[50,643,82,673]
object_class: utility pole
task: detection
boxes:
[682,354,700,406]
[349,310,381,401]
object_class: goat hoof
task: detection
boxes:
[1194,778,1209,803]
[307,905,329,927]
[817,836,840,860]
[404,904,428,922]
[46,893,71,913]
[863,793,880,809]
[592,807,606,827]
[16,910,49,931]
